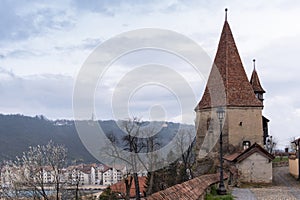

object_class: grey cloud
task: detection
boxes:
[85,29,212,80]
[55,38,102,52]
[0,1,75,43]
[71,0,117,16]
[0,68,74,119]
[7,49,39,58]
[0,67,16,78]
[81,38,102,49]
[29,8,75,31]
[71,0,196,16]
[0,1,33,41]
[92,64,199,122]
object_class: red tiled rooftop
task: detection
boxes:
[224,143,274,163]
[250,68,265,93]
[223,152,241,162]
[110,176,147,198]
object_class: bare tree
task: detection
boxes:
[44,141,67,199]
[122,120,163,198]
[175,127,196,182]
[140,123,160,196]
[116,168,134,199]
[4,141,67,200]
[69,167,82,200]
[120,117,144,200]
[105,132,134,200]
[0,161,22,200]
[266,136,277,154]
[103,118,165,198]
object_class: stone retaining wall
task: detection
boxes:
[273,161,289,168]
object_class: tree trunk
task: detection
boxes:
[124,176,133,200]
[75,182,79,200]
[56,181,59,200]
[146,172,154,196]
[133,173,140,200]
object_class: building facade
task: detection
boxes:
[102,167,122,186]
[0,163,124,188]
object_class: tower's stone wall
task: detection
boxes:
[227,107,263,148]
[195,106,263,158]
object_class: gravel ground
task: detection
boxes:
[232,167,300,200]
[232,188,257,200]
[251,187,297,200]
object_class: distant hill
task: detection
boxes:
[0,114,194,163]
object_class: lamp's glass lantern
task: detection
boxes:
[217,107,225,121]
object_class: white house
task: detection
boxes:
[91,164,106,185]
[42,167,55,184]
[102,168,122,186]
[224,143,275,184]
[66,165,91,185]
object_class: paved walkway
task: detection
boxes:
[232,167,300,200]
[232,188,257,200]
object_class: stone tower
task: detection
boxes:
[195,13,267,157]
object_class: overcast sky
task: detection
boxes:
[0,0,300,149]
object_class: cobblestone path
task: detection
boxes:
[233,167,300,200]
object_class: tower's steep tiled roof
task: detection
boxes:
[250,68,265,93]
[196,20,262,110]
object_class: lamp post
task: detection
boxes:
[216,107,226,195]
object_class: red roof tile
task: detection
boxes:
[223,152,241,162]
[250,68,265,93]
[145,173,228,200]
[224,143,274,163]
[110,176,147,198]
[196,20,262,110]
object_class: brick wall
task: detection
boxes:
[144,173,228,200]
[272,161,288,168]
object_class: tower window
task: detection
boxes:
[256,93,263,100]
[207,118,214,130]
[243,141,251,149]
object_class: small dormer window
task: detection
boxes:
[256,93,263,100]
[243,141,251,150]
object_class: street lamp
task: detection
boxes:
[216,107,226,195]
